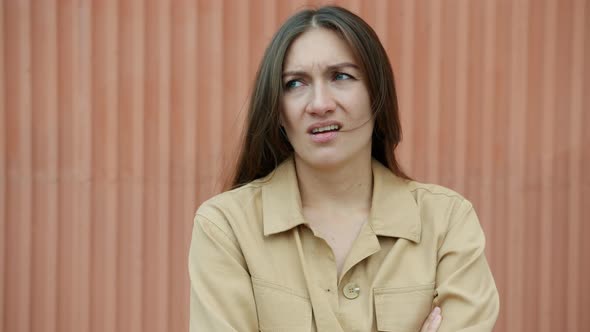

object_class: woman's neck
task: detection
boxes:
[294,155,373,215]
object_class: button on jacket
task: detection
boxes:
[188,158,499,331]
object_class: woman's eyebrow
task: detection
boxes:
[326,62,359,71]
[282,70,307,78]
[282,62,360,78]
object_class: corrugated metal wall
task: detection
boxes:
[1,0,588,331]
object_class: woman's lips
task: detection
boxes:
[310,131,338,143]
[307,121,343,134]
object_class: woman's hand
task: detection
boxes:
[420,306,442,332]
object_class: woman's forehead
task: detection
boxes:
[283,28,359,73]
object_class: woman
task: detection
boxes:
[189,6,499,332]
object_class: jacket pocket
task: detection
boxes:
[252,277,312,332]
[373,283,435,332]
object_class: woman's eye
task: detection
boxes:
[334,72,353,81]
[285,80,304,89]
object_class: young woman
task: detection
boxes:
[189,6,499,332]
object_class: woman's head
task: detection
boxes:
[230,6,409,188]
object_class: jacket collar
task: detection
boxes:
[261,158,421,243]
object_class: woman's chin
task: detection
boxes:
[295,152,356,171]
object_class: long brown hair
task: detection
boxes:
[229,6,410,189]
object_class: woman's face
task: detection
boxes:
[281,28,374,170]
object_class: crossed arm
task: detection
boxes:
[188,199,499,331]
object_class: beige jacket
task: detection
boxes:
[189,158,499,331]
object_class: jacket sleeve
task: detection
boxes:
[434,200,500,332]
[188,212,258,331]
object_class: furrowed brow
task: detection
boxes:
[282,62,360,77]
[282,70,307,78]
[326,62,360,72]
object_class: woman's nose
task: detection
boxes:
[306,84,336,116]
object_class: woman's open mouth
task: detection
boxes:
[309,124,340,143]
[311,124,340,134]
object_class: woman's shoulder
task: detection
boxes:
[407,180,467,200]
[197,180,265,216]
[403,180,482,243]
[405,180,474,214]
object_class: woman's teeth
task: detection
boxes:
[312,125,340,134]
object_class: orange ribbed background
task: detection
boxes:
[1,0,589,331]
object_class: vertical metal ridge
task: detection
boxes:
[381,0,403,169]
[551,0,574,329]
[438,2,457,187]
[454,2,469,194]
[426,0,441,183]
[491,1,512,329]
[128,0,145,328]
[262,0,278,46]
[20,0,34,325]
[157,0,171,330]
[19,6,34,330]
[4,1,33,331]
[89,1,118,332]
[410,0,429,180]
[130,0,145,329]
[539,0,558,330]
[196,0,224,198]
[2,1,32,330]
[506,1,529,330]
[373,0,388,43]
[31,0,59,331]
[464,1,482,206]
[175,1,198,330]
[0,0,6,329]
[142,1,170,330]
[397,0,415,173]
[23,0,35,329]
[116,0,144,331]
[523,0,545,328]
[210,0,224,194]
[46,0,60,325]
[480,0,497,268]
[566,0,585,329]
[181,0,198,227]
[56,2,75,330]
[169,0,183,327]
[72,1,93,331]
[127,0,145,331]
[219,0,251,193]
[582,0,590,326]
